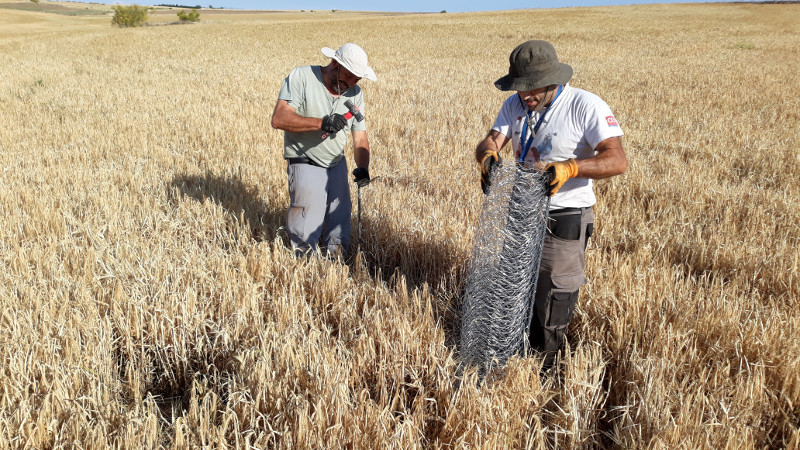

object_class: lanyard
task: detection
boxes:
[519,85,563,163]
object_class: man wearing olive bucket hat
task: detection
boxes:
[475,40,627,371]
[271,43,377,258]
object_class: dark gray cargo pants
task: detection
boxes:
[529,206,594,369]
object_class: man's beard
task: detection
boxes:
[333,66,346,94]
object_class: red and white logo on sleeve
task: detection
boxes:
[606,115,619,127]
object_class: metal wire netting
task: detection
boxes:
[460,162,550,372]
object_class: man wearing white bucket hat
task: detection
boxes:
[475,40,627,372]
[271,43,377,258]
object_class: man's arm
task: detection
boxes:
[352,130,370,169]
[543,136,627,197]
[270,99,323,133]
[475,129,510,163]
[575,136,627,178]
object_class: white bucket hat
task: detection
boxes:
[321,43,377,81]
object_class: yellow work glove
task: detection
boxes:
[544,158,579,196]
[479,150,500,195]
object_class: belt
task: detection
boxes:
[287,157,323,167]
[549,207,589,215]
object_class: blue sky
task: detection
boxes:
[112,0,755,13]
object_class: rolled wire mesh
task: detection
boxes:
[460,162,550,372]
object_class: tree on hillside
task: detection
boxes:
[177,8,200,22]
[112,4,149,27]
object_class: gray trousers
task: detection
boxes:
[529,206,594,369]
[286,159,352,258]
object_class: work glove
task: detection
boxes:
[352,167,371,187]
[479,150,501,195]
[321,113,348,135]
[544,158,579,196]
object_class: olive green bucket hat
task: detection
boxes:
[494,40,573,91]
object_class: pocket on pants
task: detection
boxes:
[548,213,582,240]
[551,273,584,291]
[546,274,582,327]
[547,288,578,327]
[286,204,308,238]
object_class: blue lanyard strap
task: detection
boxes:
[519,85,563,163]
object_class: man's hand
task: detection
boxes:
[352,167,371,187]
[479,150,501,195]
[321,113,348,134]
[545,159,579,196]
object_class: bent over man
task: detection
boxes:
[475,40,627,371]
[271,43,376,258]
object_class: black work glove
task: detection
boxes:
[479,150,501,195]
[352,167,371,187]
[321,113,348,135]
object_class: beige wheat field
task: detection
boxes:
[0,0,799,447]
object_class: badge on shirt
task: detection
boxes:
[537,134,554,159]
[606,115,619,127]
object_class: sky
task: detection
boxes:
[116,0,756,13]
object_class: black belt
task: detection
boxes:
[549,207,589,215]
[287,157,323,167]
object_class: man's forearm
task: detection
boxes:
[354,146,370,169]
[271,113,322,133]
[271,100,323,133]
[475,137,499,163]
[475,130,508,163]
[574,137,627,179]
[352,130,370,168]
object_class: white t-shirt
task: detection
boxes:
[491,84,624,209]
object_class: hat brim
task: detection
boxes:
[494,63,573,91]
[354,66,377,82]
[321,46,336,59]
[321,47,377,81]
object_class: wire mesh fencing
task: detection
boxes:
[459,162,550,374]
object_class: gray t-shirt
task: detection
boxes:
[278,65,367,168]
